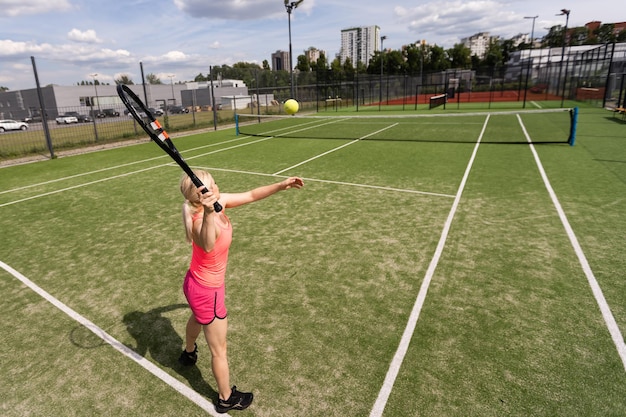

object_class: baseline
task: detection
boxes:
[0,135,258,196]
[0,136,274,208]
[0,260,228,416]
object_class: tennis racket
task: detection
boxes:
[117,84,222,212]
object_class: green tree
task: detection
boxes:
[385,50,406,75]
[499,39,517,65]
[428,45,451,71]
[592,24,615,43]
[296,54,310,72]
[330,56,343,74]
[355,60,368,74]
[146,73,162,84]
[311,52,328,72]
[542,25,565,47]
[482,39,503,69]
[403,43,421,75]
[366,50,382,74]
[115,74,134,85]
[570,27,589,45]
[447,43,472,69]
[342,57,356,79]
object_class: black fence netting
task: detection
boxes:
[1,42,624,162]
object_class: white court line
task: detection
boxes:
[369,115,491,417]
[0,135,254,196]
[1,119,454,415]
[0,261,228,416]
[0,136,273,208]
[0,165,165,208]
[273,123,398,175]
[517,114,626,370]
[194,166,456,199]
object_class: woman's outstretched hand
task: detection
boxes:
[282,177,304,190]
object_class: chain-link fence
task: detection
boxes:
[2,42,625,163]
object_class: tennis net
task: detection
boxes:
[235,108,578,145]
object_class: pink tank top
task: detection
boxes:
[188,212,233,287]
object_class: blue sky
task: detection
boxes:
[0,0,621,90]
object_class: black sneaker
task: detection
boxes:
[215,386,253,413]
[178,343,197,366]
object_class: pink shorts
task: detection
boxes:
[183,270,227,325]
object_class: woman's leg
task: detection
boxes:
[204,317,231,400]
[184,314,202,352]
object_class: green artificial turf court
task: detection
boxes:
[1,103,625,416]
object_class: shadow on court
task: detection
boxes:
[121,304,219,404]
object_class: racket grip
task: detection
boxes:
[199,187,223,212]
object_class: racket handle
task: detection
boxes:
[200,187,223,212]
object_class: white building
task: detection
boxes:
[461,32,497,59]
[0,81,250,121]
[510,33,531,48]
[339,25,380,67]
[305,47,326,64]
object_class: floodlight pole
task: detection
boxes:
[285,0,304,99]
[523,15,538,108]
[379,35,387,110]
[89,73,100,141]
[557,8,570,107]
[168,74,176,105]
[89,73,101,114]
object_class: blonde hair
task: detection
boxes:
[180,170,214,243]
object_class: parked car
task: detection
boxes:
[63,112,93,123]
[102,109,120,117]
[90,109,106,118]
[166,105,189,114]
[55,114,79,124]
[23,115,42,123]
[124,107,163,117]
[0,119,29,132]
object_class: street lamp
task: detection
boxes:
[419,39,425,87]
[167,74,176,105]
[522,15,538,108]
[379,35,387,109]
[88,73,100,141]
[284,0,304,99]
[89,73,101,114]
[557,8,570,107]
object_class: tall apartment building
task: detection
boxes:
[339,25,380,67]
[460,32,498,59]
[271,50,290,71]
[305,47,326,64]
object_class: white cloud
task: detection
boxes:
[67,29,103,44]
[162,51,189,62]
[393,0,539,44]
[0,39,52,56]
[0,0,72,16]
[173,0,287,20]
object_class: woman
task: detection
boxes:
[178,170,304,413]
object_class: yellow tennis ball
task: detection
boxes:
[284,99,299,115]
